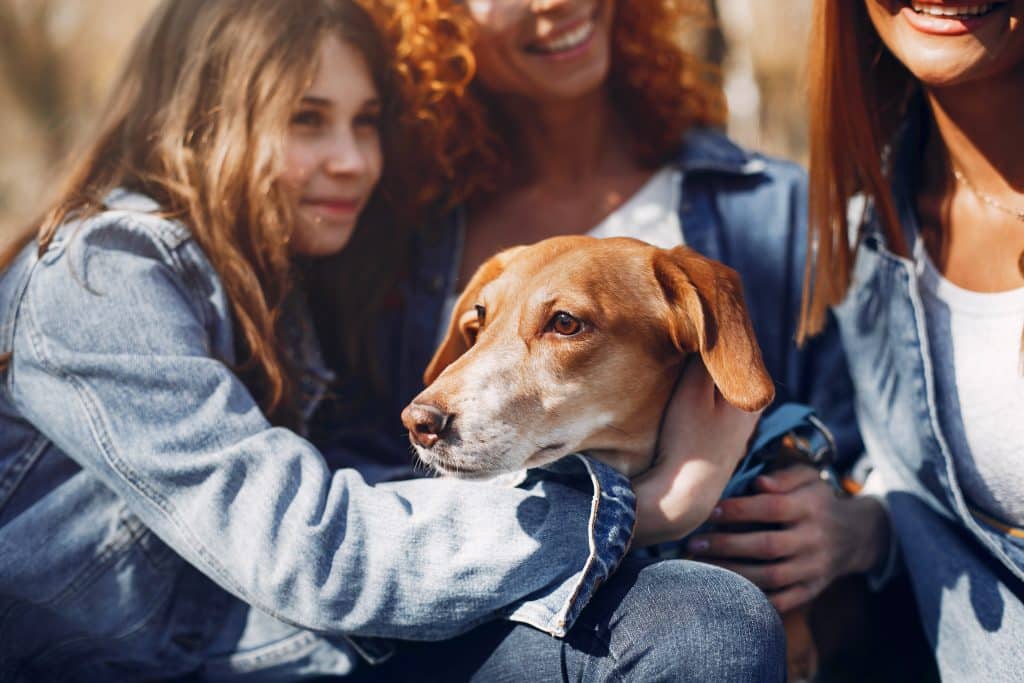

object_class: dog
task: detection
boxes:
[400,234,774,479]
[400,235,827,681]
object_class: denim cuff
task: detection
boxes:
[505,454,636,637]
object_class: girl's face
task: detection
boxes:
[864,1,1024,88]
[468,0,615,101]
[282,35,383,257]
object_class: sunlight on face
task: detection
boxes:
[282,35,383,257]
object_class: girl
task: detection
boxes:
[0,0,779,680]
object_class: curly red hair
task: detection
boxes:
[378,0,726,206]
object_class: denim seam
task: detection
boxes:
[554,457,635,635]
[205,631,323,673]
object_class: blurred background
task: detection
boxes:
[0,0,812,246]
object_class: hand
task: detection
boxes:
[685,465,891,612]
[632,359,762,547]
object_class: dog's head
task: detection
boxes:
[400,235,774,479]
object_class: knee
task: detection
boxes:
[611,560,785,682]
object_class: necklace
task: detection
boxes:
[952,167,1024,279]
[950,167,1024,371]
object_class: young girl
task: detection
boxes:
[0,0,780,679]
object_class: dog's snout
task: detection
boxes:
[401,402,454,448]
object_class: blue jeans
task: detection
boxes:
[347,558,785,682]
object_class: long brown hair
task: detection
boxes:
[799,0,915,342]
[0,0,457,427]
[380,0,727,204]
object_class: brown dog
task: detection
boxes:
[401,235,824,680]
[400,235,775,479]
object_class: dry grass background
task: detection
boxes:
[0,0,811,249]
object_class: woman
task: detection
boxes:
[719,1,1024,679]
[0,0,782,680]
[320,0,868,613]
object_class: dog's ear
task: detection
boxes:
[652,246,775,412]
[423,245,527,385]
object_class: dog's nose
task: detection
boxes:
[401,402,454,448]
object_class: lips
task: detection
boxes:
[901,1,1006,35]
[300,197,362,218]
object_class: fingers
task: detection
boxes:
[753,465,821,494]
[710,492,802,524]
[687,529,800,560]
[768,580,826,614]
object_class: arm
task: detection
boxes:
[12,217,633,639]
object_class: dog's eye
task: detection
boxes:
[547,311,583,336]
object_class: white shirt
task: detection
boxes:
[916,237,1024,527]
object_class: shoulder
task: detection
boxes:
[54,190,195,266]
[20,192,224,347]
[676,129,807,242]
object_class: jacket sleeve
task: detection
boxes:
[10,216,634,640]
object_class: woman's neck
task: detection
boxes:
[498,89,639,187]
[925,69,1024,194]
[918,68,1024,292]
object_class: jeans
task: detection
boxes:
[347,558,785,682]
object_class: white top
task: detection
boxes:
[586,165,683,248]
[915,237,1024,527]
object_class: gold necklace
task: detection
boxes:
[952,167,1024,279]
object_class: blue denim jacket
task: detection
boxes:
[833,104,1024,680]
[315,128,862,473]
[0,191,635,681]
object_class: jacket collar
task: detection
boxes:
[676,127,768,176]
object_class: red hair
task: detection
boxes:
[799,0,914,342]
[380,0,726,205]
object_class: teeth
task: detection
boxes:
[910,2,996,17]
[534,20,593,53]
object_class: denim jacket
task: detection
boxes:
[0,191,635,681]
[315,128,862,473]
[833,104,1024,680]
